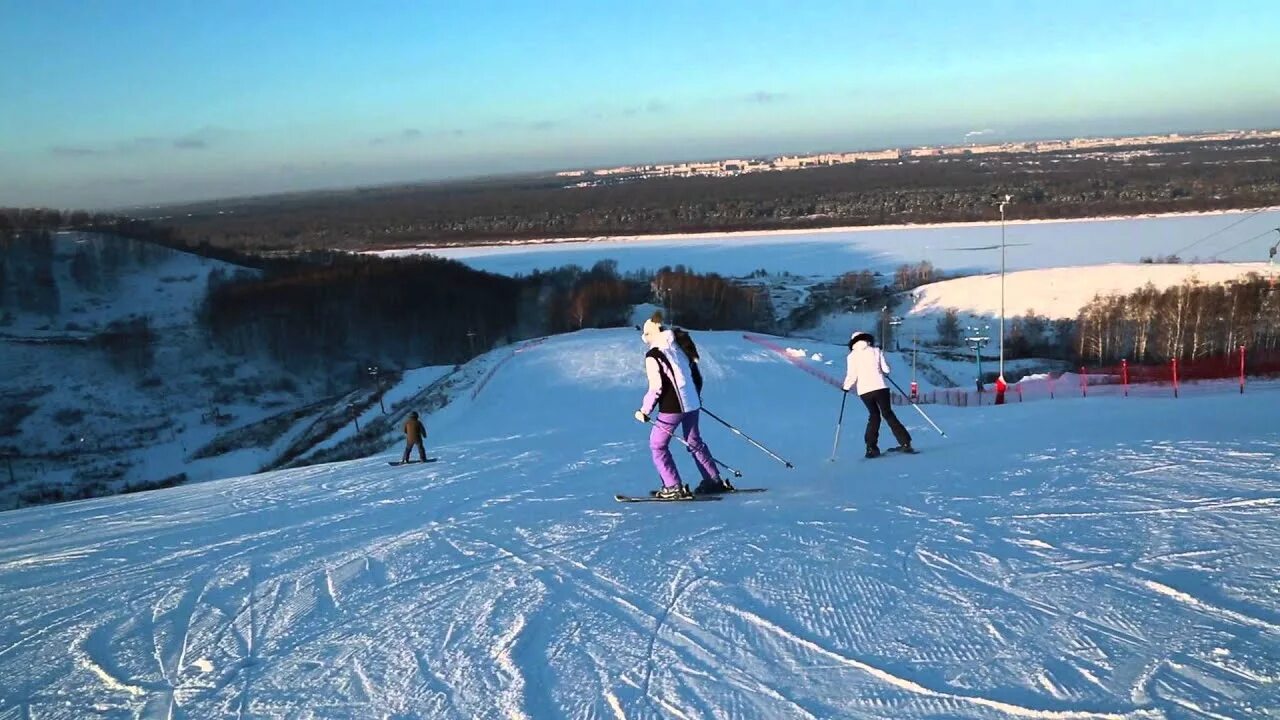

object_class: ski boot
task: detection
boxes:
[865,445,881,459]
[694,476,735,495]
[654,484,694,500]
[887,443,917,454]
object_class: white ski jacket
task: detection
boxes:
[843,340,890,396]
[641,329,701,415]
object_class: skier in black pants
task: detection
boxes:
[842,331,912,458]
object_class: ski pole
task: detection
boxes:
[886,377,947,437]
[700,407,794,469]
[641,415,743,477]
[830,390,848,462]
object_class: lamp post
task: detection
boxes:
[1269,228,1279,264]
[998,194,1012,382]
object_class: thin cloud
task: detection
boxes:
[621,99,669,117]
[745,91,786,104]
[52,127,232,157]
[49,146,101,157]
[371,128,429,145]
[964,128,996,139]
[492,119,562,132]
[118,137,164,153]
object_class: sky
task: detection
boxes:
[2,0,1279,209]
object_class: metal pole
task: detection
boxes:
[830,391,848,462]
[976,344,982,391]
[700,407,794,468]
[999,197,1008,381]
[886,376,947,437]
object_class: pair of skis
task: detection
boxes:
[614,487,767,503]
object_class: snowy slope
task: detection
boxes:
[909,263,1280,321]
[800,262,1280,377]
[2,329,1277,719]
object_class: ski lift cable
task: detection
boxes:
[944,242,1032,251]
[1170,207,1267,257]
[1208,227,1279,260]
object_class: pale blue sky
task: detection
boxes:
[3,0,1278,208]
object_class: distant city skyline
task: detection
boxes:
[3,0,1279,209]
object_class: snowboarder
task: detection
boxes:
[842,331,913,458]
[634,312,731,498]
[401,411,428,464]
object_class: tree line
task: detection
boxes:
[1074,275,1280,365]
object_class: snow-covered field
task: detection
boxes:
[377,209,1280,279]
[3,329,1277,719]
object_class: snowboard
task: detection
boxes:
[866,446,918,459]
[388,458,438,466]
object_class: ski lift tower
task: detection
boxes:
[889,315,903,351]
[965,327,990,394]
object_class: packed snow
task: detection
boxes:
[2,329,1277,718]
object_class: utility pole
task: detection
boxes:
[1269,228,1279,264]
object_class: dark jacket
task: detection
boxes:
[403,418,427,443]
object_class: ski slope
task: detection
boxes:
[2,330,1278,719]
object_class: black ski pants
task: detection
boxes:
[860,388,912,449]
[402,438,426,463]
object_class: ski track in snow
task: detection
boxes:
[1,331,1279,718]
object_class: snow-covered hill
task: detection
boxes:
[2,329,1276,719]
[909,262,1280,322]
[0,234,464,509]
[803,262,1279,384]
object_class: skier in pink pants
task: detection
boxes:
[633,313,731,499]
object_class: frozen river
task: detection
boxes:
[374,208,1280,278]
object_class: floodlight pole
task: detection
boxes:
[998,195,1012,381]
